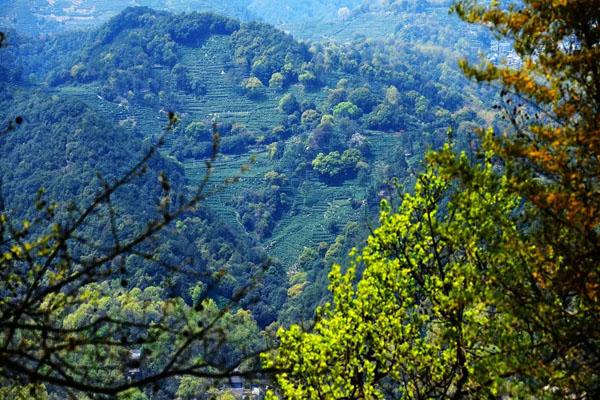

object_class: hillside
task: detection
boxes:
[0,0,252,34]
[0,0,356,36]
[3,7,489,324]
[1,1,597,398]
[1,0,488,55]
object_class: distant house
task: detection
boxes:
[230,376,244,397]
[126,349,142,380]
[220,376,264,399]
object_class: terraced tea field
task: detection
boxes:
[1,0,251,35]
[282,12,398,42]
[267,173,368,264]
[47,80,407,268]
[178,35,283,132]
[42,27,413,270]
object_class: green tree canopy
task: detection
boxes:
[266,1,600,398]
[333,101,362,120]
[279,93,300,115]
[311,149,362,179]
[267,150,534,398]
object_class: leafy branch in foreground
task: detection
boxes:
[266,1,600,399]
[0,114,274,398]
[265,148,529,399]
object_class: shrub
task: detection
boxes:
[242,76,265,99]
[366,103,403,131]
[348,86,379,113]
[301,109,320,126]
[278,93,300,114]
[311,148,362,178]
[326,88,347,109]
[299,71,318,89]
[333,101,362,120]
[269,72,284,90]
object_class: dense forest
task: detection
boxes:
[1,0,598,399]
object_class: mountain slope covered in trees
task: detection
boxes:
[3,1,598,399]
[3,6,492,326]
[0,0,359,35]
[0,4,509,397]
[2,0,484,50]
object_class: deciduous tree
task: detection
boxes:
[266,1,600,398]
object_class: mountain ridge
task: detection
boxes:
[2,5,490,323]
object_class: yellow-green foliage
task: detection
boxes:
[264,171,288,186]
[0,385,49,400]
[176,376,210,400]
[242,76,265,98]
[332,101,361,119]
[289,272,307,286]
[269,72,284,89]
[323,234,344,264]
[266,0,600,386]
[311,149,362,178]
[299,71,317,88]
[117,388,148,400]
[288,272,308,298]
[287,282,307,298]
[216,391,236,400]
[264,148,547,398]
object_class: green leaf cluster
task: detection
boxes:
[267,145,542,398]
[311,149,362,178]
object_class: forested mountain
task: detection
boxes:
[0,0,252,34]
[2,5,491,330]
[0,0,361,35]
[4,0,598,398]
[2,0,483,49]
[4,1,574,398]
